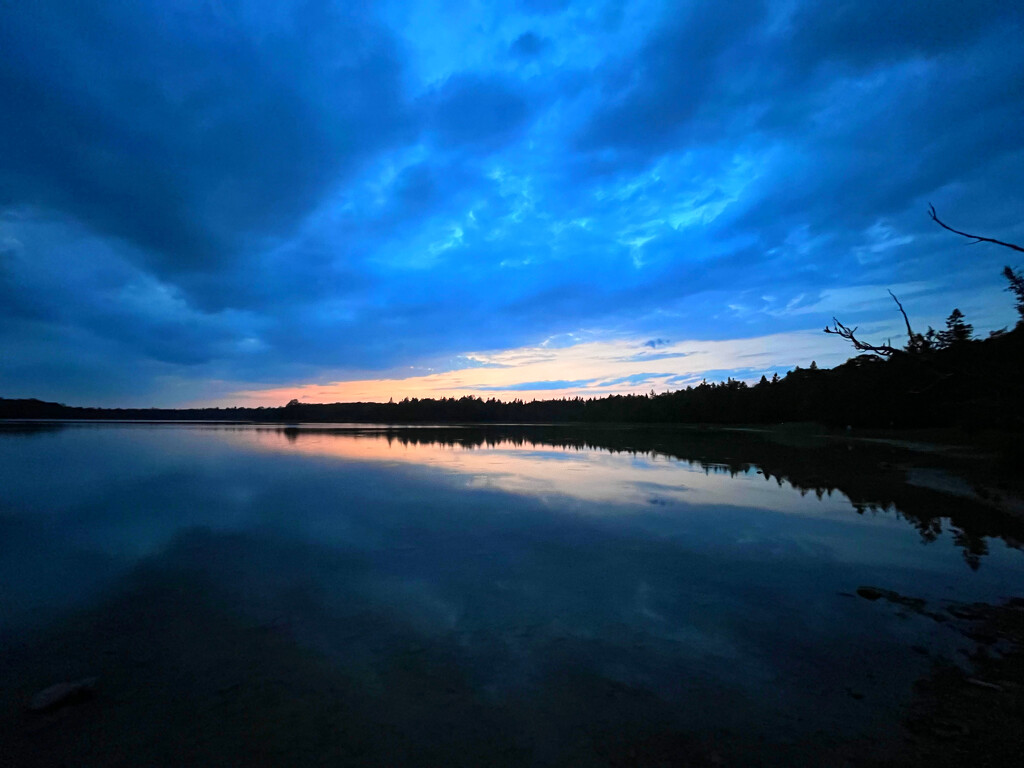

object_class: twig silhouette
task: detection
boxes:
[928,204,1024,252]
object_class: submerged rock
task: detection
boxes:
[856,586,886,601]
[856,586,926,611]
[28,676,98,712]
[896,596,1024,766]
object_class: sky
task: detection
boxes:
[2,0,1022,407]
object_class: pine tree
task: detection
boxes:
[1004,266,1024,325]
[936,308,973,348]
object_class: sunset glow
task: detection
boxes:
[219,329,854,405]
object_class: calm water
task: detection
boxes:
[1,423,1022,766]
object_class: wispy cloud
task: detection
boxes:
[617,351,691,363]
[218,327,852,406]
[475,378,598,392]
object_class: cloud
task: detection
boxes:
[476,378,598,391]
[0,1,411,283]
[596,373,665,387]
[510,32,551,59]
[426,74,532,149]
[576,0,770,156]
[786,1,1016,70]
[619,352,692,363]
[517,0,572,15]
[2,0,1022,406]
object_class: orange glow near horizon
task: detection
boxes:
[207,329,849,407]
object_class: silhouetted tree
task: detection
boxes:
[921,326,939,352]
[1004,266,1024,325]
[936,308,973,348]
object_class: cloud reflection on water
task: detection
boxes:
[227,426,868,517]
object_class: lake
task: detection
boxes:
[1,422,1022,766]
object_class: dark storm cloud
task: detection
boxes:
[577,0,1022,190]
[516,0,573,15]
[0,219,258,372]
[726,35,1024,250]
[0,0,410,276]
[576,0,769,155]
[786,0,1015,69]
[426,74,532,149]
[510,32,550,59]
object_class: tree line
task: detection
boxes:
[2,307,1019,430]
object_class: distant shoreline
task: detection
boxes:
[4,325,1023,432]
[0,416,1014,452]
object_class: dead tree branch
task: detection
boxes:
[928,204,1024,253]
[888,289,915,340]
[823,318,900,357]
[824,291,916,357]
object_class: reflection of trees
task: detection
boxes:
[0,422,68,438]
[267,425,1024,568]
[4,419,1020,568]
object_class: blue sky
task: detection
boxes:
[2,0,1022,406]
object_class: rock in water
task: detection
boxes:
[29,677,98,712]
[856,586,927,611]
[856,586,885,601]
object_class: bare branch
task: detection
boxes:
[824,290,919,357]
[928,204,1024,253]
[888,290,914,340]
[823,318,900,357]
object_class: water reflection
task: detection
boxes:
[218,424,1024,568]
[230,427,853,514]
[1,423,1023,766]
